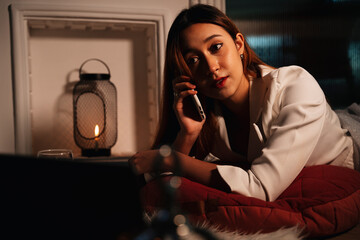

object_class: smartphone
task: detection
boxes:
[179,70,206,120]
[191,90,206,120]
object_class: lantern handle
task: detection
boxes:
[79,58,111,77]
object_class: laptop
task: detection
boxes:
[0,154,145,240]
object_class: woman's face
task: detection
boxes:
[180,23,248,102]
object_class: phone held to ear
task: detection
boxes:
[191,91,206,120]
[178,71,206,120]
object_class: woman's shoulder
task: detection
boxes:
[259,65,319,90]
[260,65,314,80]
[258,64,324,104]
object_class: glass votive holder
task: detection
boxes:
[37,149,73,160]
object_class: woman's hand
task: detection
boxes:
[172,76,205,136]
[128,149,173,175]
[130,149,230,192]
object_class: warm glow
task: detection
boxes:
[94,124,99,137]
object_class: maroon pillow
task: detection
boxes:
[141,165,360,238]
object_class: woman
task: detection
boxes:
[129,4,358,201]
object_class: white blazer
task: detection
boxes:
[206,65,354,201]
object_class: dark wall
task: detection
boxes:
[227,0,360,108]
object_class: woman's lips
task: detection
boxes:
[214,76,228,89]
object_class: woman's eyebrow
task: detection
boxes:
[182,34,223,55]
[203,34,222,43]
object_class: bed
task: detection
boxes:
[141,165,360,238]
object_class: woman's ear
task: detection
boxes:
[234,33,245,55]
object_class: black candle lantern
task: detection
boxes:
[73,59,117,157]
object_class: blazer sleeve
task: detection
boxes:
[217,66,327,201]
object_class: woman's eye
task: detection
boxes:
[210,43,223,52]
[187,57,199,65]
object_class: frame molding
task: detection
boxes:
[10,3,167,154]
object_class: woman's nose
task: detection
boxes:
[204,55,219,75]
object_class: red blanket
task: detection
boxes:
[141,165,360,238]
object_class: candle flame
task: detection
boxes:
[94,125,99,137]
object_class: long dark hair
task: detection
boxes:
[152,4,267,158]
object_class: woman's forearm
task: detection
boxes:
[164,151,231,192]
[171,131,199,155]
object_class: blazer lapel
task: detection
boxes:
[248,77,269,161]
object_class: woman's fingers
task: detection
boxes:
[128,153,140,174]
[172,76,196,96]
[128,150,160,175]
[173,75,191,85]
[174,89,198,102]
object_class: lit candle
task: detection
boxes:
[94,124,99,150]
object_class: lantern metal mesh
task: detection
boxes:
[73,59,117,157]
